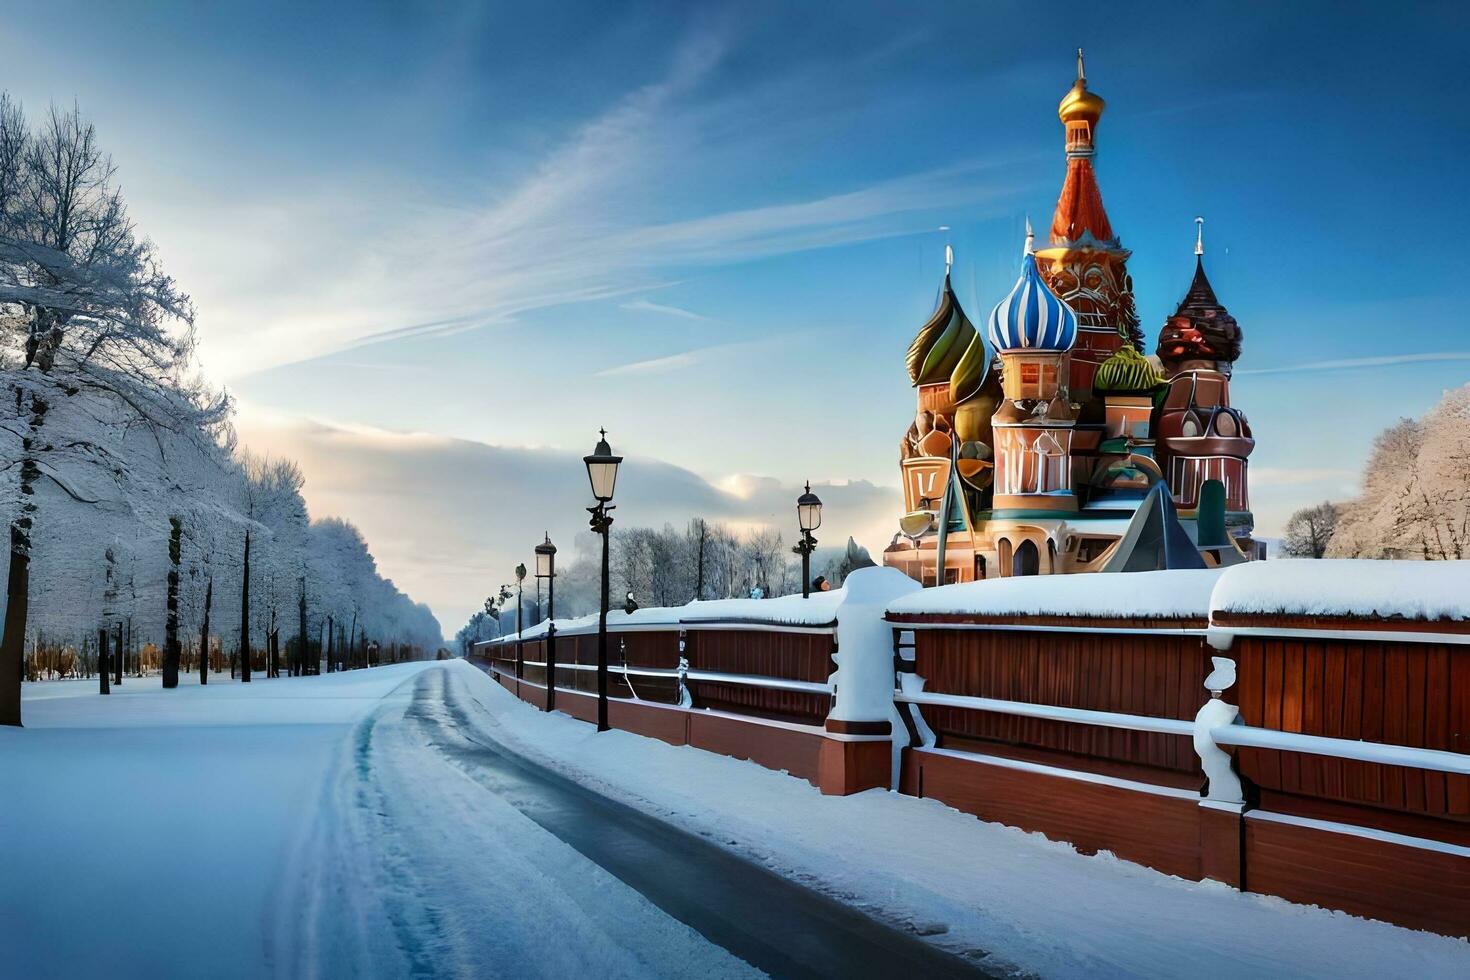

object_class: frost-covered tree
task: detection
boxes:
[1329,385,1470,560]
[458,517,814,640]
[0,98,228,725]
[0,96,442,720]
[1282,502,1340,559]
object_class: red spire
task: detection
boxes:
[1050,158,1114,244]
[1050,53,1114,245]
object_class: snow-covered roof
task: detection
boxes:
[1210,559,1470,622]
[888,568,1224,620]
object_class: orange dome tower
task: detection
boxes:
[1032,50,1142,403]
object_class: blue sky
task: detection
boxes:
[4,1,1468,628]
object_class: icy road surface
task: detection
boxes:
[1,663,974,978]
[5,660,1469,978]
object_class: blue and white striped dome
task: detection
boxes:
[986,250,1078,354]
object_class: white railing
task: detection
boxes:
[894,689,1192,736]
[1211,724,1470,776]
[496,659,832,696]
[475,618,835,646]
[898,655,1470,809]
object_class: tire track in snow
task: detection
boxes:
[417,666,992,979]
[292,667,759,979]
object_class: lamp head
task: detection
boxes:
[534,533,557,578]
[583,427,623,503]
[797,480,823,533]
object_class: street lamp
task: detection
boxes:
[584,428,623,733]
[534,533,557,712]
[794,481,823,598]
[514,562,526,681]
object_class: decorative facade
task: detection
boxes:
[884,52,1261,586]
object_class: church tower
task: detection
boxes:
[1032,50,1142,402]
[1154,220,1255,531]
[987,227,1080,513]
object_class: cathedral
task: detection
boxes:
[885,52,1261,585]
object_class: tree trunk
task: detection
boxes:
[298,578,308,677]
[199,577,212,686]
[162,517,182,688]
[240,531,252,683]
[98,628,110,696]
[0,391,47,727]
[326,615,334,673]
[695,521,706,601]
[1,529,30,726]
[114,622,123,687]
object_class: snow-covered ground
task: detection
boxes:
[4,661,1467,979]
[1,665,754,979]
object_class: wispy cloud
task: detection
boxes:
[1236,351,1470,376]
[166,30,1028,380]
[595,335,776,377]
[596,350,704,377]
[620,297,710,321]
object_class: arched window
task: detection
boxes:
[1013,540,1040,577]
[997,538,1013,577]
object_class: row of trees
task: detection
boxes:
[1281,383,1469,560]
[0,96,440,725]
[455,519,874,652]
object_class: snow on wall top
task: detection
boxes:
[1210,559,1470,621]
[486,588,845,643]
[503,604,684,641]
[678,588,844,627]
[887,568,1225,620]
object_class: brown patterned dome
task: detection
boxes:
[1156,255,1242,374]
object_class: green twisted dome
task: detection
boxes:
[906,275,975,387]
[1093,345,1163,394]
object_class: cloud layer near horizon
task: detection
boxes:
[235,408,901,635]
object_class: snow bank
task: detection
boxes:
[888,568,1224,620]
[1210,559,1470,621]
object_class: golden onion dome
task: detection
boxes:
[1058,49,1105,126]
[1059,80,1105,125]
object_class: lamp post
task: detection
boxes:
[584,428,623,733]
[794,481,823,598]
[534,534,557,712]
[514,562,526,681]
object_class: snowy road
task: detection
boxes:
[6,661,1470,979]
[304,666,983,978]
[2,663,978,979]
